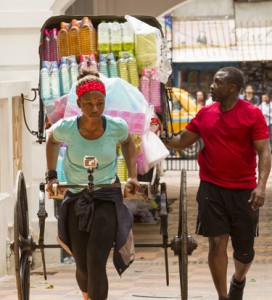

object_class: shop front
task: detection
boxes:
[165,17,272,99]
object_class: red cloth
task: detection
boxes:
[186,99,269,189]
[76,81,106,97]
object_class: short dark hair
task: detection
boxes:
[262,93,270,99]
[218,67,244,92]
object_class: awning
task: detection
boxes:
[167,18,272,62]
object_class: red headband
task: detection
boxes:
[76,81,106,98]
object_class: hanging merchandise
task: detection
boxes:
[150,68,161,112]
[157,37,172,85]
[125,15,161,73]
[125,15,172,84]
[102,75,150,135]
[97,21,110,54]
[69,55,79,86]
[108,53,118,78]
[137,131,169,175]
[117,52,129,82]
[139,68,150,103]
[42,29,51,62]
[79,54,98,72]
[80,17,97,55]
[98,54,109,77]
[50,28,59,63]
[110,21,122,57]
[122,22,135,53]
[39,16,170,162]
[127,53,139,88]
[58,22,70,58]
[69,19,81,61]
[89,18,97,54]
[59,57,71,95]
[50,61,61,99]
[40,61,51,103]
[79,54,87,71]
[63,83,81,119]
[89,53,98,71]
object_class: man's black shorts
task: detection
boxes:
[195,180,259,238]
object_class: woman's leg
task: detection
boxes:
[67,200,89,295]
[87,201,117,300]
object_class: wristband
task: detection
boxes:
[45,170,58,182]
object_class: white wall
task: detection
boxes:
[173,0,234,18]
[235,1,272,26]
[0,0,75,278]
[0,81,32,276]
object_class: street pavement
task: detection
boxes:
[0,170,272,299]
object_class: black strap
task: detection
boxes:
[102,115,106,130]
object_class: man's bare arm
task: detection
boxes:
[248,138,271,210]
[164,129,200,151]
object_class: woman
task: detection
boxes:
[46,67,140,300]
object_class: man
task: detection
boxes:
[164,67,271,300]
[243,84,261,106]
[195,90,206,107]
[259,93,272,149]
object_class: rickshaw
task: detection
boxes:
[10,14,198,300]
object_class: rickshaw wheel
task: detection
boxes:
[14,171,31,300]
[178,169,188,300]
[159,182,169,286]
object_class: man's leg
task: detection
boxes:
[233,259,251,282]
[228,237,255,300]
[208,234,229,299]
[228,259,250,300]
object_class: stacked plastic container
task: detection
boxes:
[40,16,163,156]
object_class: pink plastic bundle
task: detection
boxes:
[54,94,68,120]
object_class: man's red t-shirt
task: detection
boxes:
[186,99,269,189]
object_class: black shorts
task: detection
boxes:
[195,180,259,238]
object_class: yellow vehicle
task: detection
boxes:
[167,88,204,159]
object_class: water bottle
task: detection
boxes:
[80,17,97,55]
[79,54,98,72]
[80,17,92,55]
[127,54,139,87]
[89,53,98,71]
[98,54,109,77]
[69,19,81,61]
[50,61,61,99]
[108,53,118,78]
[89,18,97,55]
[69,55,79,87]
[58,22,70,58]
[59,57,71,95]
[150,68,161,112]
[42,29,50,62]
[110,21,122,57]
[122,22,135,53]
[50,28,59,63]
[139,69,150,103]
[117,52,129,82]
[40,61,51,103]
[97,21,110,54]
[79,54,87,71]
[56,146,67,182]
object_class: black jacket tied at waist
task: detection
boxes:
[74,190,94,232]
[57,186,135,275]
